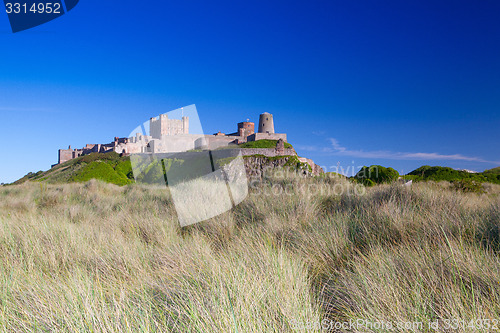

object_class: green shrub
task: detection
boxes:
[406,165,500,185]
[409,166,471,182]
[362,178,375,187]
[71,161,132,186]
[484,167,500,175]
[284,155,312,172]
[452,179,485,194]
[115,160,134,180]
[354,165,399,184]
[78,152,122,164]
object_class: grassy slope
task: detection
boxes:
[13,152,134,186]
[484,166,500,174]
[0,177,499,331]
[406,165,500,184]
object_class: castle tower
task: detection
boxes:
[182,116,189,134]
[258,112,274,134]
[159,114,169,136]
[150,114,189,139]
[237,121,255,138]
[150,116,161,139]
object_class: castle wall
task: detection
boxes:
[199,135,242,149]
[147,134,205,153]
[247,133,287,142]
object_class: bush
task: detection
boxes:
[407,165,500,185]
[362,178,375,187]
[484,167,500,175]
[71,161,132,186]
[452,179,485,194]
[354,165,399,184]
[78,152,122,164]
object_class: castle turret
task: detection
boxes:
[237,121,255,138]
[258,112,274,134]
[182,116,189,134]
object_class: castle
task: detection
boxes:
[57,112,288,165]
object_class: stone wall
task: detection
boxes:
[201,135,242,149]
[247,133,287,142]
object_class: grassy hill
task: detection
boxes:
[13,152,134,186]
[484,166,500,175]
[405,165,500,184]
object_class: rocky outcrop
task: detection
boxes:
[239,147,297,157]
[298,157,324,176]
[243,155,323,179]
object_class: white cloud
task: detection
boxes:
[298,138,498,164]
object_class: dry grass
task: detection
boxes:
[0,176,499,332]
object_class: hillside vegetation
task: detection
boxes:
[12,150,500,189]
[353,165,400,186]
[350,165,500,187]
[406,165,500,184]
[238,139,293,149]
[0,176,499,331]
[484,166,500,175]
[13,152,134,186]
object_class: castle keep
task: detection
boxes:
[150,114,189,137]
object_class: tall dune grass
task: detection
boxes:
[0,177,499,332]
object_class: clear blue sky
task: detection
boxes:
[0,0,499,183]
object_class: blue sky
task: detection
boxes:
[0,0,499,183]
